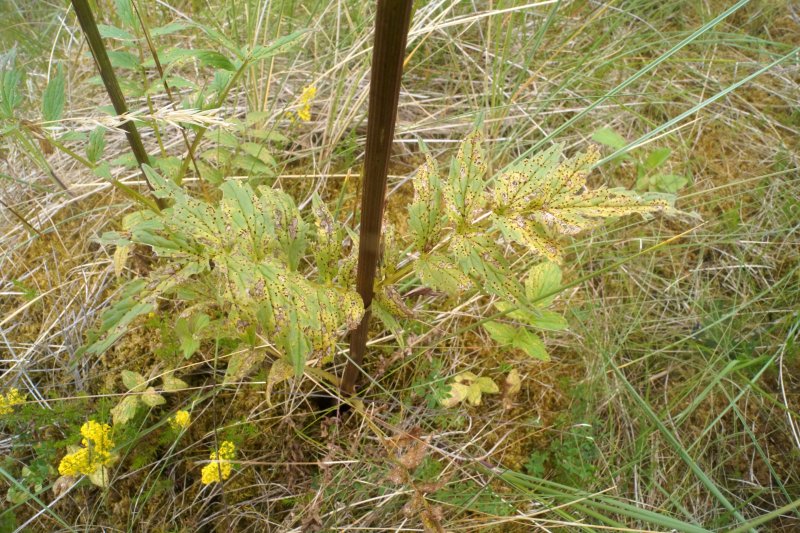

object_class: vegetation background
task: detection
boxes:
[0,0,798,530]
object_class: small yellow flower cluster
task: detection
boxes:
[201,440,236,485]
[290,85,316,123]
[170,410,191,430]
[0,388,26,415]
[58,421,115,476]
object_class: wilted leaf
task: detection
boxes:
[505,369,522,396]
[493,145,560,213]
[474,376,499,394]
[442,373,499,407]
[492,214,561,262]
[52,475,75,498]
[162,373,189,392]
[416,254,471,296]
[121,370,146,392]
[141,387,166,407]
[440,382,469,408]
[443,132,486,225]
[266,359,294,406]
[491,146,669,260]
[223,349,265,385]
[112,244,129,277]
[111,395,140,426]
[87,466,110,488]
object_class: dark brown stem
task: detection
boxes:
[340,0,413,397]
[70,0,159,199]
[131,1,202,187]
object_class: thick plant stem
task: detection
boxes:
[70,0,159,198]
[340,0,413,396]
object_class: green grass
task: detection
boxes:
[1,0,799,530]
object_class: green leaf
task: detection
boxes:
[644,147,671,170]
[0,68,23,117]
[652,174,688,193]
[111,395,140,425]
[175,313,209,358]
[240,142,276,166]
[121,370,147,392]
[493,301,568,331]
[145,49,236,71]
[107,50,141,70]
[194,50,236,71]
[114,0,136,27]
[249,30,307,61]
[42,65,65,122]
[591,127,626,150]
[483,321,549,361]
[527,309,568,331]
[97,24,136,41]
[87,126,106,164]
[150,21,190,37]
[93,162,112,180]
[525,261,562,307]
[256,187,307,270]
[232,154,274,175]
[249,129,289,143]
[88,284,150,353]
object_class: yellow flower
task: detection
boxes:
[80,421,114,452]
[58,420,115,476]
[201,440,236,484]
[296,85,316,122]
[0,388,26,415]
[58,448,93,476]
[170,410,191,430]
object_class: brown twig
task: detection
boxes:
[70,0,160,201]
[340,0,413,397]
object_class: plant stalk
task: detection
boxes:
[340,0,413,396]
[70,0,159,199]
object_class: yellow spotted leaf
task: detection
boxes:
[266,358,295,406]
